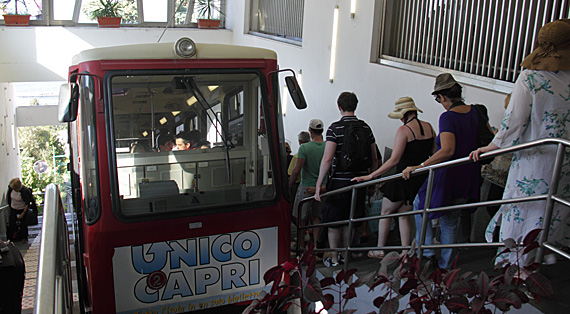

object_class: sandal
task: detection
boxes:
[367,250,386,259]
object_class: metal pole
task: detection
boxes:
[536,143,565,264]
[343,186,358,272]
[418,168,435,261]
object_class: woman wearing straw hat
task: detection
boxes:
[471,19,570,267]
[403,73,483,270]
[353,97,435,259]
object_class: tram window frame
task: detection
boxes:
[104,69,281,222]
[78,74,102,225]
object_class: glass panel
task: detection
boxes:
[53,0,76,20]
[78,76,100,223]
[174,0,190,25]
[142,0,166,22]
[79,0,138,24]
[1,0,42,20]
[190,0,221,23]
[110,72,275,217]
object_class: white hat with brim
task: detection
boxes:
[387,97,423,119]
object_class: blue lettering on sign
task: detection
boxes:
[169,240,197,269]
[129,229,267,304]
[211,234,231,262]
[221,263,247,290]
[162,271,194,300]
[132,242,173,274]
[195,267,221,295]
[233,231,261,259]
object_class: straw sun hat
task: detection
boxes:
[520,19,570,71]
[387,97,423,119]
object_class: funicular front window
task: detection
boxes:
[110,72,276,217]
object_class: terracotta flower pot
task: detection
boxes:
[97,17,122,28]
[197,19,221,29]
[3,14,31,26]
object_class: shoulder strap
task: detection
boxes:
[404,124,417,140]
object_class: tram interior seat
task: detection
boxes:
[139,180,180,198]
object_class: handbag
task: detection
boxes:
[12,220,21,240]
[473,104,495,165]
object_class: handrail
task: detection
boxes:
[0,204,9,241]
[296,137,570,270]
[35,183,73,314]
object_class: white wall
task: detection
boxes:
[0,83,22,204]
[227,0,509,153]
[0,0,510,155]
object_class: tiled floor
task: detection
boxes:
[13,224,42,314]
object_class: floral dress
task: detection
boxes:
[485,69,570,265]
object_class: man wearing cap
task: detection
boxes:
[315,92,379,267]
[471,19,570,267]
[289,119,327,249]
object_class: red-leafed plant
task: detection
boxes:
[371,228,554,313]
[245,229,554,314]
[243,242,370,313]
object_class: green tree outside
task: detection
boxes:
[18,125,69,214]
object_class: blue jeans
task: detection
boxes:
[413,195,465,269]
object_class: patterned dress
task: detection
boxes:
[485,69,570,265]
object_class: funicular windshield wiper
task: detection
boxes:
[180,77,235,184]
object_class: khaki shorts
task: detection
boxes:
[292,185,323,221]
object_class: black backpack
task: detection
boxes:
[473,104,495,165]
[337,120,372,172]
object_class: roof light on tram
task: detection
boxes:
[208,85,219,91]
[175,38,197,58]
[142,131,148,137]
[159,117,168,125]
[187,96,197,107]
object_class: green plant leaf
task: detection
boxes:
[444,268,462,288]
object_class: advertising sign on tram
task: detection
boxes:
[112,227,278,314]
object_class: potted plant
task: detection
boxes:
[85,0,123,28]
[195,0,223,29]
[1,0,31,26]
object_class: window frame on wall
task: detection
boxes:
[1,0,225,28]
[374,0,570,93]
[248,0,304,45]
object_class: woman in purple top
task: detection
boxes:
[402,73,482,269]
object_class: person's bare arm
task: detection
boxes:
[314,141,337,202]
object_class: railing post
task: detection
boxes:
[536,143,565,264]
[418,168,435,261]
[343,186,358,272]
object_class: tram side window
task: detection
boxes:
[78,76,100,224]
[110,73,276,218]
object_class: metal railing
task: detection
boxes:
[35,183,74,314]
[0,204,9,241]
[296,138,570,270]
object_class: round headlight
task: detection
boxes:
[174,38,197,58]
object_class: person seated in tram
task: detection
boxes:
[188,130,211,149]
[156,132,175,152]
[175,131,193,150]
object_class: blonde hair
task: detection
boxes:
[9,177,22,192]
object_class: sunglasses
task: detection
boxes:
[434,95,441,103]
